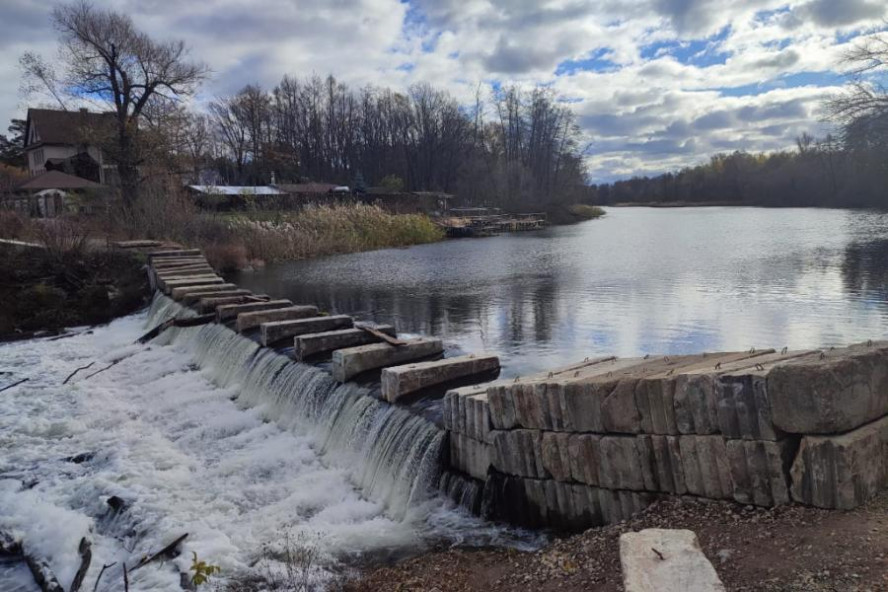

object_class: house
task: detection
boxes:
[24,108,116,185]
[9,170,102,217]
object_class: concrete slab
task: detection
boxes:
[236,305,320,333]
[768,341,888,434]
[380,353,500,402]
[260,315,353,346]
[293,325,397,360]
[170,283,238,300]
[791,414,888,509]
[331,338,444,382]
[216,300,294,323]
[620,529,725,592]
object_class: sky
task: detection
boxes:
[2,0,886,182]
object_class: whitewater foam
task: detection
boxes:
[0,297,536,591]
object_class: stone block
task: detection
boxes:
[540,432,572,482]
[598,435,651,491]
[726,439,793,507]
[790,414,888,509]
[490,429,547,478]
[381,353,500,402]
[567,434,601,486]
[215,300,294,323]
[679,436,732,500]
[482,473,654,531]
[449,433,491,481]
[331,338,443,382]
[646,435,686,495]
[154,266,215,278]
[260,315,352,346]
[620,529,725,592]
[768,342,888,434]
[170,283,238,300]
[236,305,320,333]
[293,325,396,360]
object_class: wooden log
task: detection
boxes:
[294,325,397,360]
[170,283,238,300]
[236,305,320,333]
[381,353,500,402]
[216,300,294,322]
[355,323,407,346]
[332,338,444,382]
[259,315,353,346]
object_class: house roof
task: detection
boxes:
[25,108,115,148]
[188,185,285,196]
[275,183,338,194]
[17,170,102,191]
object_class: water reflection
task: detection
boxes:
[231,207,888,377]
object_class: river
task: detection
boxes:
[232,206,888,377]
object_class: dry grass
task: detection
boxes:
[567,204,606,219]
[210,204,444,268]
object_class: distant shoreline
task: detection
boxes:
[609,201,743,208]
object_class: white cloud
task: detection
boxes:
[1,0,884,181]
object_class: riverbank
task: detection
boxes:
[199,204,445,271]
[0,243,148,340]
[347,490,888,591]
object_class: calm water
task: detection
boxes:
[231,207,888,378]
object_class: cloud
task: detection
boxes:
[0,0,884,181]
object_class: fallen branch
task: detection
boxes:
[63,362,96,385]
[82,360,121,381]
[131,533,188,571]
[355,323,407,346]
[0,378,29,393]
[25,555,64,592]
[70,538,92,592]
[123,563,129,592]
[92,562,116,592]
[135,315,215,344]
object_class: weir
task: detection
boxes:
[137,248,888,533]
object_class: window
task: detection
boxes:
[33,149,45,167]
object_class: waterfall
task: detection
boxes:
[144,294,446,518]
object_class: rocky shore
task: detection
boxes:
[346,490,888,591]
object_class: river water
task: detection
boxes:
[232,207,888,377]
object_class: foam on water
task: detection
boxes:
[0,296,535,591]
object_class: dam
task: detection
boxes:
[145,246,888,532]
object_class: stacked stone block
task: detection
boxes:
[443,344,888,530]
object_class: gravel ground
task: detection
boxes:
[345,491,888,591]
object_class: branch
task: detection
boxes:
[63,362,96,385]
[131,533,188,571]
[70,538,92,592]
[0,378,29,393]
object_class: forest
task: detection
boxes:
[195,77,588,211]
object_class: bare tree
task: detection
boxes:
[22,1,208,220]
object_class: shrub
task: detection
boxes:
[567,204,606,219]
[0,210,28,239]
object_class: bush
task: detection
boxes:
[0,210,28,239]
[567,204,606,219]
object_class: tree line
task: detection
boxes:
[587,37,888,208]
[201,77,587,211]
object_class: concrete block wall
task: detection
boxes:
[442,343,888,530]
